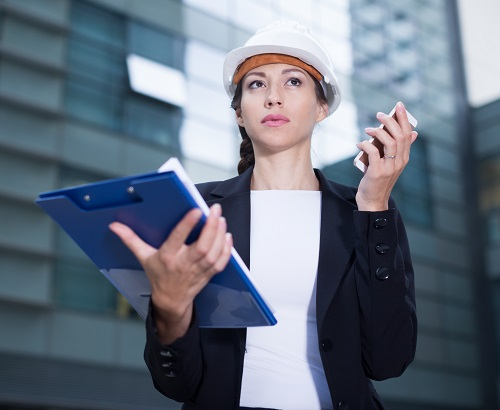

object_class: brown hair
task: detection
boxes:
[231,73,328,175]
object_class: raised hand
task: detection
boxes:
[355,102,418,211]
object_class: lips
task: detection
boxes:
[261,114,290,127]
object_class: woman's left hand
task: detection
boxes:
[355,101,418,211]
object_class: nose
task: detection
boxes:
[265,87,283,107]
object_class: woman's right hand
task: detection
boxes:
[109,203,233,344]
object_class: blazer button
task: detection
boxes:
[337,402,348,410]
[375,243,390,255]
[375,267,390,280]
[321,338,332,352]
[373,218,387,229]
[160,349,175,358]
[164,369,177,378]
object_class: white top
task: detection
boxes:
[239,190,333,410]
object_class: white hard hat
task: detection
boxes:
[223,21,341,116]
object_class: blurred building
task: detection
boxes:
[0,0,498,409]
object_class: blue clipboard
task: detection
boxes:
[36,159,276,328]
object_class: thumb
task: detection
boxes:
[109,221,156,264]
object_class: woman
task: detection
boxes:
[110,21,417,410]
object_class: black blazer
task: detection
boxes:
[144,167,417,410]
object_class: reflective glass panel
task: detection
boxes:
[128,21,185,70]
[66,78,122,129]
[124,94,182,152]
[71,0,125,48]
[54,259,117,314]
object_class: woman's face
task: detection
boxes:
[236,63,327,156]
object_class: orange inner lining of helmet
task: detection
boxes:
[232,53,322,85]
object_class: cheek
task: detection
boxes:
[239,98,260,127]
[294,100,318,123]
[240,94,255,112]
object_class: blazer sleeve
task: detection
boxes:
[353,200,417,380]
[143,302,203,402]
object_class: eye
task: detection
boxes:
[286,77,302,86]
[248,80,265,89]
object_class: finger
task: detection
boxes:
[160,208,204,254]
[363,127,397,159]
[393,102,415,164]
[377,103,411,141]
[374,107,414,168]
[376,110,400,142]
[198,216,229,271]
[109,221,156,264]
[189,204,224,262]
[212,233,234,273]
[356,139,386,173]
[394,102,413,136]
[398,129,418,168]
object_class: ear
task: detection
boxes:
[315,102,328,123]
[235,108,245,127]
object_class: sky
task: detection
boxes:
[458,0,500,107]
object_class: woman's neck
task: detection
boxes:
[251,154,319,191]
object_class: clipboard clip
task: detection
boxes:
[83,186,136,203]
[72,181,143,211]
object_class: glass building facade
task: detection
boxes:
[0,0,498,409]
[324,1,490,408]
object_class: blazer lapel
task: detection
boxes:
[314,169,358,327]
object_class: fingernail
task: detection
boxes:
[211,203,222,216]
[376,112,385,118]
[364,127,375,132]
[397,101,405,112]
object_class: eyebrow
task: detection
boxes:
[281,68,307,76]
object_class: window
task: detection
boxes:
[391,137,433,226]
[350,0,456,110]
[64,1,183,154]
[479,154,500,245]
[485,209,500,245]
[65,1,126,130]
[124,93,182,150]
[71,0,125,48]
[128,21,185,70]
[52,167,140,319]
[54,259,117,314]
[490,281,500,369]
[66,78,123,129]
[53,167,118,315]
